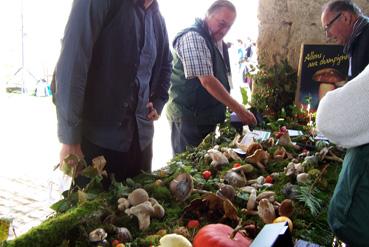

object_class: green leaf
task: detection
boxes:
[240,87,249,105]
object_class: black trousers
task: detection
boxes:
[76,135,152,189]
[170,121,216,155]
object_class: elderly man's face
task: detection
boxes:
[206,7,236,42]
[321,10,353,45]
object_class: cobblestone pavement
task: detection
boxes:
[0,175,56,239]
[0,93,171,241]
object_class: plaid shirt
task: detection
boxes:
[174,31,214,79]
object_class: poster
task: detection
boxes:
[295,43,349,110]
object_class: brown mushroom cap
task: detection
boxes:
[312,68,346,84]
[128,188,149,206]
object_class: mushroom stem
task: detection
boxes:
[229,220,243,240]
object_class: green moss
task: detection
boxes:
[3,199,107,247]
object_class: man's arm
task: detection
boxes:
[150,14,172,116]
[175,31,256,125]
[317,65,369,148]
[55,0,109,145]
[198,75,256,125]
[55,0,110,162]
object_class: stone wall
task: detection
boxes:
[257,0,369,69]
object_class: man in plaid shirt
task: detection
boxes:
[166,0,256,154]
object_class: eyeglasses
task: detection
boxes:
[324,12,342,33]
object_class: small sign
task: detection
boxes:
[251,221,293,247]
[296,43,349,110]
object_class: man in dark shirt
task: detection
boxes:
[54,0,172,187]
[321,0,369,79]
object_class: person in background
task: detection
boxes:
[316,65,369,245]
[166,0,256,155]
[321,0,369,79]
[54,0,172,188]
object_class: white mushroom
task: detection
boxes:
[125,201,154,230]
[207,148,229,169]
[117,197,130,211]
[89,228,107,242]
[149,197,165,218]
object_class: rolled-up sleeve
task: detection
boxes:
[55,0,109,144]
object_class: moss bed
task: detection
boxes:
[1,121,344,247]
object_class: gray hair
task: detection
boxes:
[322,0,362,16]
[206,0,236,16]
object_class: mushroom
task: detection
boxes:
[115,227,133,243]
[128,188,149,206]
[169,173,194,201]
[247,188,257,212]
[158,233,192,247]
[245,149,269,171]
[216,184,236,202]
[125,201,154,230]
[224,170,247,187]
[257,198,276,224]
[279,199,294,218]
[246,142,263,156]
[92,155,108,177]
[312,68,346,99]
[89,228,108,242]
[256,191,276,202]
[207,148,229,169]
[117,197,130,211]
[149,197,165,218]
[221,147,242,161]
[247,176,265,186]
[296,173,310,184]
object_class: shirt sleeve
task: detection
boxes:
[55,0,110,144]
[316,65,369,148]
[174,31,213,79]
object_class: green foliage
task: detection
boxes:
[240,86,249,105]
[296,186,323,217]
[249,60,297,117]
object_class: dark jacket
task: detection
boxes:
[349,23,369,79]
[55,0,172,150]
[166,19,231,125]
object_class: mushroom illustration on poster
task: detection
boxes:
[295,43,349,111]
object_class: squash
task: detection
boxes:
[193,224,252,247]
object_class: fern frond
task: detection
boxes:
[296,185,323,216]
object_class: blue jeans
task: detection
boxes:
[170,121,216,155]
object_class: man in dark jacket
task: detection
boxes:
[54,0,172,187]
[321,0,369,79]
[166,0,256,155]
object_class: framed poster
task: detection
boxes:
[295,43,349,110]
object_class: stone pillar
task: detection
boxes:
[257,0,369,69]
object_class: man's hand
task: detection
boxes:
[146,102,160,121]
[60,143,84,167]
[233,103,257,126]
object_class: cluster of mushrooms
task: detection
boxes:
[88,188,165,245]
[166,130,338,232]
[118,188,165,230]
